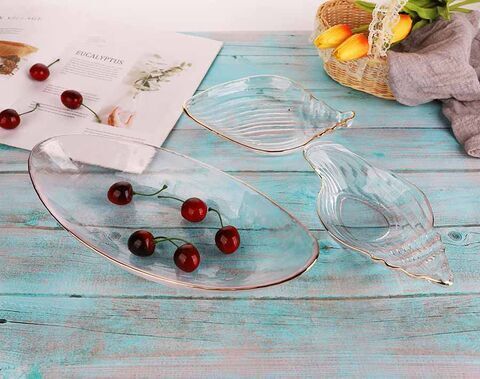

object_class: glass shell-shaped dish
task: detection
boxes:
[28,135,319,291]
[304,141,453,285]
[183,75,355,154]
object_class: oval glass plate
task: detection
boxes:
[29,135,319,291]
[304,141,453,286]
[183,75,355,154]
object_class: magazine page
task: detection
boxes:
[0,12,222,151]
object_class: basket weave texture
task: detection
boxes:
[315,0,396,100]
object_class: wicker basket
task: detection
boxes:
[315,0,396,100]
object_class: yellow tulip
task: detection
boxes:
[313,24,353,49]
[391,14,413,43]
[333,33,369,61]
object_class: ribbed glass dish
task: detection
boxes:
[303,141,453,286]
[184,75,355,154]
[28,134,319,291]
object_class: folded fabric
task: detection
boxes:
[388,12,480,157]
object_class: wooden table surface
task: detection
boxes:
[1,31,480,378]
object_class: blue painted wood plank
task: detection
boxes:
[0,126,467,174]
[0,225,478,299]
[192,31,315,53]
[1,166,480,230]
[1,295,479,377]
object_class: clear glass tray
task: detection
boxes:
[28,134,319,291]
[184,75,355,154]
[304,141,453,286]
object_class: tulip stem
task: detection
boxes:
[450,0,479,9]
[352,24,369,33]
[452,6,472,11]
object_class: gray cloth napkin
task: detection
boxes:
[388,12,480,157]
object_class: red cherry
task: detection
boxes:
[215,226,240,254]
[181,197,208,222]
[0,109,20,129]
[61,90,83,109]
[128,230,155,256]
[29,63,50,81]
[174,243,200,272]
[108,181,133,205]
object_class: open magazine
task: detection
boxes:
[0,7,222,150]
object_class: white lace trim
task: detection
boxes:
[368,0,408,58]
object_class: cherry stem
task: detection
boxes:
[47,58,60,68]
[81,103,101,123]
[153,236,190,248]
[157,194,184,203]
[18,103,40,117]
[208,207,224,228]
[134,184,167,197]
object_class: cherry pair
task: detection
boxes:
[128,230,200,272]
[107,181,207,221]
[156,192,240,254]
